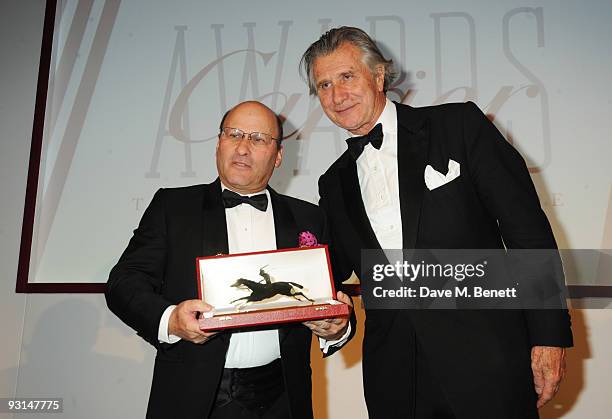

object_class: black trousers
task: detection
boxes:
[209,359,290,419]
[364,322,456,419]
[209,391,290,419]
[414,339,456,419]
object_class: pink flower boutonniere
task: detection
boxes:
[298,231,318,247]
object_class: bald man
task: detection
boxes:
[106,101,353,419]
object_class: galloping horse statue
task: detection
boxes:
[230,266,314,305]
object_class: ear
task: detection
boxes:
[375,65,385,92]
[274,145,283,168]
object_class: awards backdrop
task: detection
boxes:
[17,0,611,291]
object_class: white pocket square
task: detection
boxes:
[424,159,460,191]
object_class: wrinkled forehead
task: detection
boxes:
[313,44,368,79]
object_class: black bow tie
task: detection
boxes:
[346,123,384,160]
[222,189,268,211]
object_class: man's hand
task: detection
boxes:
[303,291,353,340]
[531,346,566,408]
[168,299,218,344]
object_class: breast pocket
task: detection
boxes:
[420,176,472,238]
[426,174,463,198]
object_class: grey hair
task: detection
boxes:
[299,26,398,95]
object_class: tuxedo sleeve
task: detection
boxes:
[461,101,573,348]
[106,189,173,348]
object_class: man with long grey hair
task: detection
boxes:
[301,26,572,418]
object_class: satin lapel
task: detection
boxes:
[396,104,429,250]
[199,179,231,346]
[201,178,229,256]
[339,158,382,250]
[268,187,299,251]
[268,187,299,344]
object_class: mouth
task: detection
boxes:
[231,161,252,169]
[335,104,357,114]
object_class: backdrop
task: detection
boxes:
[1,1,611,418]
[18,0,611,290]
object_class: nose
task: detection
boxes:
[331,85,348,105]
[234,135,251,155]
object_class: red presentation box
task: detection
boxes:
[196,245,349,331]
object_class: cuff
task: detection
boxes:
[158,305,181,344]
[319,322,351,354]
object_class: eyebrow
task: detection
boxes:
[316,70,356,86]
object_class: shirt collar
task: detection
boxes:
[220,181,270,199]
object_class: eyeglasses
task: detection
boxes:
[220,127,278,147]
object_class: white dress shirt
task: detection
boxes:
[158,183,349,367]
[352,99,403,249]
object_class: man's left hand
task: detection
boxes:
[303,291,353,340]
[531,345,566,408]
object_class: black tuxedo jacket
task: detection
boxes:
[106,179,338,419]
[318,102,573,418]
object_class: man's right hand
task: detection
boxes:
[168,299,218,344]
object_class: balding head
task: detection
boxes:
[216,101,284,194]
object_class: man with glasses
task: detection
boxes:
[106,101,353,419]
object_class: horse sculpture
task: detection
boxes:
[230,266,314,305]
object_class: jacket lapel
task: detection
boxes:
[199,179,231,346]
[201,178,229,256]
[268,187,299,250]
[267,186,300,344]
[338,155,382,250]
[395,103,429,250]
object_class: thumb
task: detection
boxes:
[336,291,353,307]
[183,299,214,313]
